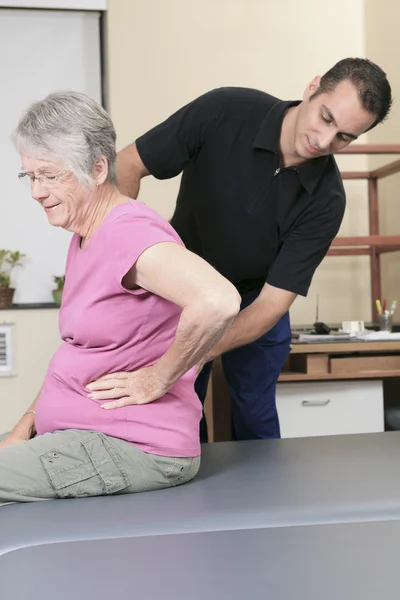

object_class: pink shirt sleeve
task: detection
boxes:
[107,209,183,291]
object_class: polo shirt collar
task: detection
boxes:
[253,98,329,194]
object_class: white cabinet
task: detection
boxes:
[276,380,384,438]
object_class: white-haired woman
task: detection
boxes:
[0,92,240,504]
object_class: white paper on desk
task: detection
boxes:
[356,331,400,341]
[297,333,356,342]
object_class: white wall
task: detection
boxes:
[0,309,60,433]
[0,8,102,303]
[106,0,372,325]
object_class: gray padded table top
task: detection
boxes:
[1,432,400,556]
[1,520,400,599]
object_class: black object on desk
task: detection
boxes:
[312,295,331,334]
[313,321,331,335]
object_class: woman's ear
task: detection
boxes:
[303,75,321,101]
[92,156,109,186]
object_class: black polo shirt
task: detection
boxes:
[136,87,345,299]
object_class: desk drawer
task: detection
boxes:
[276,380,384,438]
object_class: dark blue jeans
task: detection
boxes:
[195,298,291,442]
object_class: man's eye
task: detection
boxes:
[321,115,331,124]
[43,175,57,181]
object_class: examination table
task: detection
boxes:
[1,432,400,599]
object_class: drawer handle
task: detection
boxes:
[302,399,331,407]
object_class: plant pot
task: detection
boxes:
[0,286,15,308]
[52,290,63,306]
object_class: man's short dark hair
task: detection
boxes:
[311,58,392,130]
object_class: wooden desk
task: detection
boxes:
[205,340,400,442]
[281,340,400,381]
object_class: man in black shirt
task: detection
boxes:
[116,58,392,442]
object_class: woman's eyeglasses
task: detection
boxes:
[18,169,70,189]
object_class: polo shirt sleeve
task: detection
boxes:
[266,187,346,297]
[135,88,227,179]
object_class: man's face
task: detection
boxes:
[294,78,377,159]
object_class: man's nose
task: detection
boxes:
[317,129,337,151]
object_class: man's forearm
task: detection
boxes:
[155,297,239,386]
[117,143,148,199]
[119,172,141,199]
[205,304,281,359]
[204,287,296,361]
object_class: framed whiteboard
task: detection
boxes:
[0,8,102,302]
[0,2,106,9]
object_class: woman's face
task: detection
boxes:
[19,153,92,231]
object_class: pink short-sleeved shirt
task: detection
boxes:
[35,201,202,457]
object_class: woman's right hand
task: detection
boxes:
[0,430,31,450]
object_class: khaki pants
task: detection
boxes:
[0,430,200,505]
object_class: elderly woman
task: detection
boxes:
[0,92,240,503]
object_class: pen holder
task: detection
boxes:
[379,313,393,332]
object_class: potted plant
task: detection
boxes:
[52,275,65,305]
[0,250,26,308]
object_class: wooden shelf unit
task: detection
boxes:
[330,144,400,321]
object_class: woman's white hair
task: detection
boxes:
[12,91,117,187]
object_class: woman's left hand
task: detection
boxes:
[86,365,168,409]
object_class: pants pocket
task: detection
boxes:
[40,432,129,499]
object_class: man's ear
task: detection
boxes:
[303,75,321,101]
